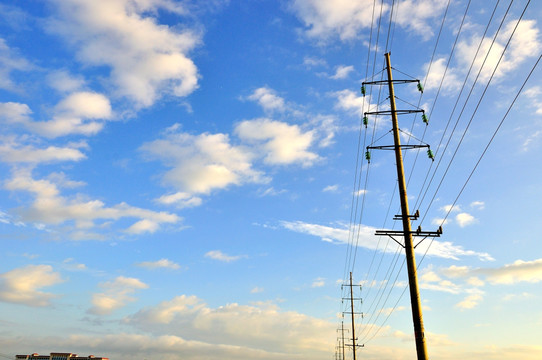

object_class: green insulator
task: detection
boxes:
[361,85,366,96]
[422,113,429,124]
[427,149,434,161]
[365,151,371,162]
[417,82,424,93]
[363,116,368,127]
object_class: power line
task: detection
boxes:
[419,48,542,267]
[419,0,531,226]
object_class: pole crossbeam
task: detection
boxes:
[394,209,420,220]
[365,109,424,116]
[367,144,429,151]
[363,79,419,86]
[375,226,443,237]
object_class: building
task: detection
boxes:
[16,353,108,360]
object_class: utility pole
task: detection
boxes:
[341,321,347,360]
[361,53,443,360]
[336,321,348,360]
[342,272,364,360]
[349,272,357,360]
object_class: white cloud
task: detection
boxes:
[0,37,32,91]
[250,287,264,294]
[438,259,542,288]
[421,279,462,294]
[290,0,388,41]
[63,258,87,271]
[303,56,327,68]
[280,220,353,245]
[331,89,364,114]
[470,201,485,210]
[136,259,181,270]
[323,184,338,192]
[456,212,477,227]
[524,86,542,115]
[480,259,542,285]
[127,295,335,355]
[415,238,493,261]
[522,130,542,152]
[456,19,541,83]
[311,277,325,288]
[312,114,338,148]
[33,91,113,138]
[47,69,86,93]
[351,189,367,198]
[0,265,63,307]
[455,294,483,310]
[204,250,247,263]
[330,65,354,79]
[0,138,86,164]
[503,292,533,301]
[235,118,319,166]
[422,57,462,93]
[329,90,384,129]
[394,0,449,40]
[431,217,450,226]
[141,128,266,196]
[280,220,493,261]
[466,277,485,287]
[291,0,447,42]
[441,204,461,213]
[4,168,181,237]
[156,192,203,208]
[246,87,286,112]
[0,92,113,138]
[89,276,148,315]
[126,219,160,234]
[0,102,32,124]
[258,187,287,197]
[46,172,86,189]
[47,0,200,108]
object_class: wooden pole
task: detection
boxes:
[385,52,429,360]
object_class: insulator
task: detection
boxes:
[422,113,429,125]
[365,151,371,162]
[427,149,434,161]
[361,85,366,96]
[363,116,368,128]
[417,82,424,93]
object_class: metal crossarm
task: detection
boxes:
[394,210,420,220]
[367,144,429,151]
[365,109,425,116]
[375,226,442,237]
[363,79,419,86]
[375,226,443,249]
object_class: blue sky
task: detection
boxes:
[0,0,541,359]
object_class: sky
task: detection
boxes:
[0,0,541,359]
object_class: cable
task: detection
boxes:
[419,0,529,225]
[413,0,511,212]
[419,49,542,267]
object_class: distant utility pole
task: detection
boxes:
[337,321,348,360]
[361,53,443,360]
[342,272,364,360]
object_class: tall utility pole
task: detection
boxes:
[385,52,427,360]
[362,53,442,360]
